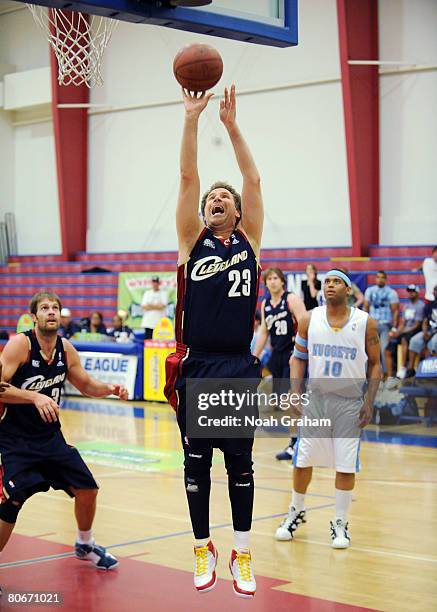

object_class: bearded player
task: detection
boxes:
[0,291,128,588]
[165,85,263,597]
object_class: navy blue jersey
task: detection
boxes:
[176,228,260,352]
[1,331,67,438]
[264,291,295,353]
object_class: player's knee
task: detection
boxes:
[73,488,98,503]
[0,499,23,524]
[224,453,254,485]
[184,451,212,492]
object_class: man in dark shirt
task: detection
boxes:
[407,284,437,375]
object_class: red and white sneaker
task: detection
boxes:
[194,541,218,593]
[229,549,256,598]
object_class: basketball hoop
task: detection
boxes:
[26,5,118,87]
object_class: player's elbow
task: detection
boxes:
[244,174,261,186]
[179,169,199,183]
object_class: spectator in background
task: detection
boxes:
[59,308,80,339]
[107,314,134,342]
[384,284,425,387]
[341,267,364,308]
[418,246,437,304]
[407,284,437,376]
[141,276,168,339]
[364,271,399,372]
[83,311,106,335]
[301,263,321,310]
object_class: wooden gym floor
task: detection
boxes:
[0,397,436,611]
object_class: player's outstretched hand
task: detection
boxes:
[219,84,236,129]
[34,394,60,423]
[182,89,214,117]
[358,400,373,429]
[110,384,129,401]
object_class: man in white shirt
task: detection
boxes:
[422,247,437,303]
[141,276,168,339]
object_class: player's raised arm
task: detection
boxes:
[220,85,263,255]
[177,89,214,264]
[63,340,128,400]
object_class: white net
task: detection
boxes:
[27,5,118,87]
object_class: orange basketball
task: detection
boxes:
[173,43,223,92]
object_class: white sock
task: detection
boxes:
[234,530,250,552]
[77,529,93,545]
[335,489,353,521]
[194,538,210,548]
[291,490,305,513]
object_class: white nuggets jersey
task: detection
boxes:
[308,306,368,397]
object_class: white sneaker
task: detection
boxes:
[385,376,398,390]
[275,505,306,541]
[229,549,256,598]
[194,541,218,593]
[330,518,350,549]
[396,366,407,379]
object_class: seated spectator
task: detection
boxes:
[83,311,107,335]
[59,307,80,339]
[107,314,134,342]
[301,263,321,310]
[384,284,425,386]
[364,271,399,373]
[407,284,437,376]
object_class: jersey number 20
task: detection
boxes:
[228,270,251,297]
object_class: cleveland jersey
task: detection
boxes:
[307,306,368,397]
[264,291,295,353]
[177,228,260,352]
[0,331,67,437]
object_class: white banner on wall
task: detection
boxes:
[64,352,138,398]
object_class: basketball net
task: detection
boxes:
[26,5,118,87]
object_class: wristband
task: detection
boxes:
[293,348,308,360]
[295,333,308,348]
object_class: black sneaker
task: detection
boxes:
[275,437,297,461]
[275,506,306,541]
[405,368,416,379]
[74,541,118,570]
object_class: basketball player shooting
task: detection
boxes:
[275,270,382,547]
[164,84,263,597]
[0,291,128,584]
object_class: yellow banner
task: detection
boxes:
[144,340,176,402]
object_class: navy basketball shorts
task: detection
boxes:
[267,347,293,395]
[165,343,261,454]
[0,430,98,504]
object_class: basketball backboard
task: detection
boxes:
[14,0,298,47]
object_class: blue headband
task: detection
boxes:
[325,269,351,287]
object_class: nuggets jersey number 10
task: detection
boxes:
[307,306,369,397]
[176,228,260,352]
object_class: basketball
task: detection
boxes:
[173,43,223,92]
